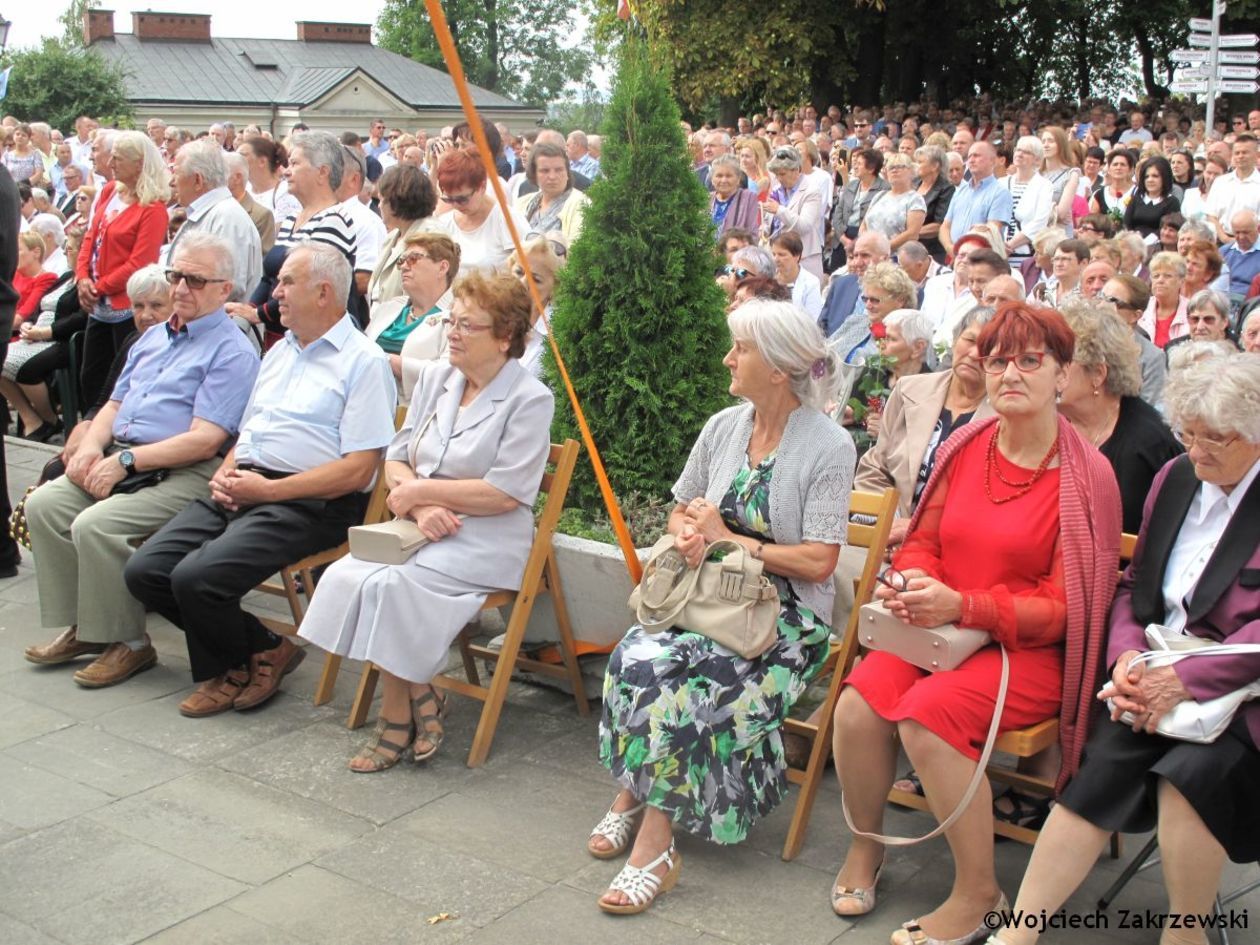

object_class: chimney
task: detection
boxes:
[83,9,115,46]
[132,11,212,43]
[296,21,373,44]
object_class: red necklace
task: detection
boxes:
[984,426,1059,504]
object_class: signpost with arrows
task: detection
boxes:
[1171,2,1258,131]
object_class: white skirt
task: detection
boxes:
[298,556,497,683]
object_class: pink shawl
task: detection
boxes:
[905,414,1122,793]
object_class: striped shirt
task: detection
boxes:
[275,205,358,266]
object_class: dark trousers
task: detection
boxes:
[123,493,365,681]
[80,318,135,409]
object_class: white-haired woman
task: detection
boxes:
[590,300,856,915]
[1002,136,1054,262]
[764,146,824,278]
[914,145,955,263]
[991,353,1260,945]
[1140,251,1189,349]
[882,308,934,384]
[74,130,170,408]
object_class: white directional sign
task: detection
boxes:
[1189,33,1215,47]
[1218,79,1260,92]
[1174,49,1210,62]
[1219,33,1260,47]
[1220,50,1260,64]
[1219,65,1260,78]
[1171,79,1210,93]
[1217,0,1228,14]
[1190,17,1213,31]
[1180,67,1209,79]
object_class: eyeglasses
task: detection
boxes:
[441,316,494,334]
[1098,293,1137,310]
[1173,429,1239,452]
[442,192,475,206]
[1077,225,1100,233]
[398,251,432,268]
[875,566,908,593]
[720,265,751,279]
[854,122,870,128]
[861,295,886,305]
[980,351,1050,374]
[165,269,228,290]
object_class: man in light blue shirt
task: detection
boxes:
[939,141,1012,257]
[125,242,397,717]
[1220,209,1260,308]
[23,233,260,689]
[567,130,601,180]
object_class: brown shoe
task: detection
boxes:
[72,638,158,688]
[179,669,250,718]
[24,626,106,665]
[233,637,305,711]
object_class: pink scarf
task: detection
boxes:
[906,414,1122,793]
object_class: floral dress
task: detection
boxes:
[598,456,831,844]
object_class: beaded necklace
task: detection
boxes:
[984,424,1059,505]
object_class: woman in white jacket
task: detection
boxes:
[1002,136,1054,264]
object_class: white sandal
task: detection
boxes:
[597,842,682,915]
[587,800,645,859]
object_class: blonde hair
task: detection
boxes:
[19,231,45,261]
[1059,298,1141,397]
[112,130,171,206]
[1149,250,1187,279]
[882,152,912,171]
[861,261,918,310]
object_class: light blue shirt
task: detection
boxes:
[234,314,397,479]
[943,174,1013,237]
[111,309,260,444]
[570,153,600,180]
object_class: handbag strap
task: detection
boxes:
[1131,643,1260,670]
[636,546,703,626]
[841,644,1010,847]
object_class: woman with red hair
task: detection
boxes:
[432,148,529,271]
[829,303,1121,945]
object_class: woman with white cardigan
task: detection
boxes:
[1002,136,1054,264]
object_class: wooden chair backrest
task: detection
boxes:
[360,404,410,527]
[835,488,899,673]
[534,440,580,542]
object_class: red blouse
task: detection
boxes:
[14,269,58,322]
[892,432,1067,650]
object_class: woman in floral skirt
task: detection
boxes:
[589,299,857,914]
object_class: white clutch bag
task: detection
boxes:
[858,600,991,671]
[348,519,430,564]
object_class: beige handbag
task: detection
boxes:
[627,535,780,660]
[348,519,430,564]
[843,600,1009,846]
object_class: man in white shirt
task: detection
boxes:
[67,115,96,167]
[1118,111,1153,145]
[167,141,263,302]
[337,146,387,300]
[1207,134,1260,243]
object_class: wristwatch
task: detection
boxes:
[118,449,137,475]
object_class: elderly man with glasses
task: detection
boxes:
[22,233,260,688]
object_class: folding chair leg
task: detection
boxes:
[459,624,481,685]
[347,662,380,729]
[782,660,845,860]
[466,586,540,768]
[283,568,306,627]
[1097,835,1159,910]
[313,653,342,706]
[546,550,589,716]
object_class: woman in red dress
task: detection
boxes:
[829,303,1122,945]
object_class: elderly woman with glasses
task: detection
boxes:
[513,141,590,243]
[708,153,761,239]
[861,152,926,252]
[763,146,824,278]
[301,271,554,772]
[433,148,529,272]
[1141,251,1190,349]
[831,303,1121,945]
[367,164,439,308]
[1001,136,1055,263]
[1099,273,1166,407]
[991,353,1260,945]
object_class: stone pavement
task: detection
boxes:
[0,438,1256,945]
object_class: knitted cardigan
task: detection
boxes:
[673,403,857,625]
[904,414,1122,794]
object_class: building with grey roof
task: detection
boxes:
[84,10,543,137]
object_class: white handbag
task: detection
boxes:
[348,519,429,564]
[1102,624,1260,744]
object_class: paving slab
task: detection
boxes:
[87,768,373,885]
[0,759,114,830]
[6,723,195,798]
[0,818,245,945]
[137,906,311,945]
[0,911,66,945]
[0,655,194,723]
[0,687,75,749]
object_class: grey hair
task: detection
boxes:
[1164,352,1260,443]
[291,239,351,304]
[766,147,802,174]
[94,130,115,153]
[1149,250,1187,278]
[1179,219,1215,243]
[706,130,731,147]
[340,144,366,184]
[1187,288,1230,320]
[854,230,892,259]
[177,140,228,189]
[1016,135,1044,163]
[731,245,776,279]
[1117,231,1147,258]
[170,230,235,282]
[290,131,345,191]
[1059,297,1142,397]
[223,151,247,179]
[29,122,50,137]
[898,240,929,263]
[727,299,841,410]
[953,304,997,343]
[28,213,65,248]
[709,153,740,175]
[913,144,945,170]
[883,309,934,349]
[1168,339,1240,376]
[126,263,172,303]
[1032,226,1067,254]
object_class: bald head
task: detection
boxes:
[1231,209,1258,250]
[979,274,1025,307]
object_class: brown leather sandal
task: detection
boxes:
[410,686,449,762]
[349,717,415,773]
[179,669,251,718]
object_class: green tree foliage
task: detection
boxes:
[58,0,100,48]
[375,0,591,106]
[0,39,132,132]
[545,34,731,510]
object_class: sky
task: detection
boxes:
[4,0,392,50]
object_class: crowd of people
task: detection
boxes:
[0,94,1257,941]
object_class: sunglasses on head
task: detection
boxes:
[720,265,751,279]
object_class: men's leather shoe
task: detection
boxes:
[72,638,158,688]
[25,626,106,665]
[179,669,251,718]
[234,637,305,711]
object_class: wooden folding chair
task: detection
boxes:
[344,439,587,768]
[251,405,406,706]
[885,531,1139,851]
[780,487,899,860]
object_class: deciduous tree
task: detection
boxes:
[0,39,132,132]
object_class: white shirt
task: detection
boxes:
[1206,168,1260,231]
[788,269,823,319]
[432,203,530,271]
[1162,457,1260,634]
[519,311,551,379]
[922,271,972,344]
[1118,128,1153,145]
[250,180,302,223]
[339,197,387,273]
[167,187,262,303]
[42,247,67,275]
[805,166,834,218]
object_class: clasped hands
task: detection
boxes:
[386,478,462,543]
[1098,650,1191,734]
[672,498,730,569]
[210,467,275,511]
[66,448,125,499]
[873,570,964,627]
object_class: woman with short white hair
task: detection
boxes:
[881,308,934,382]
[992,353,1260,945]
[590,299,856,914]
[764,146,824,278]
[1002,136,1054,262]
